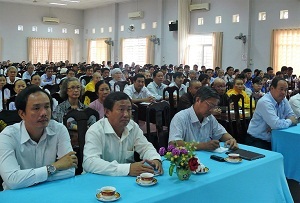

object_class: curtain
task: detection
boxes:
[119,38,124,62]
[178,0,191,65]
[212,32,223,68]
[106,38,111,62]
[271,28,300,73]
[86,39,91,64]
[0,37,2,62]
[146,35,155,64]
[28,38,72,64]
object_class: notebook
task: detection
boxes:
[226,149,265,161]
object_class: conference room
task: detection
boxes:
[0,0,300,202]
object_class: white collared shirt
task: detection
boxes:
[123,84,153,99]
[147,81,168,100]
[169,82,187,97]
[0,120,75,190]
[289,93,300,118]
[83,118,161,176]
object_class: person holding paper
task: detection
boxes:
[168,86,238,151]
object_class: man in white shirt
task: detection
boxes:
[169,72,187,97]
[22,64,35,80]
[147,70,168,100]
[83,92,163,176]
[123,74,155,103]
[289,93,300,118]
[41,67,56,86]
[0,86,78,190]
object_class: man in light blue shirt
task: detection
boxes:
[22,64,35,80]
[147,70,168,100]
[169,86,238,151]
[169,72,187,97]
[0,86,77,190]
[41,67,56,86]
[247,77,297,150]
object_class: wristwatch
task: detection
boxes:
[47,165,57,175]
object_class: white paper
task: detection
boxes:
[213,147,229,153]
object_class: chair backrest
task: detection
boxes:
[63,108,99,174]
[227,94,247,144]
[163,86,179,119]
[183,78,190,85]
[131,104,139,124]
[145,101,170,151]
[80,91,98,103]
[145,78,153,87]
[51,92,64,104]
[6,95,16,110]
[166,73,174,81]
[80,76,93,84]
[43,84,60,95]
[114,81,128,92]
[103,77,113,83]
[0,109,22,126]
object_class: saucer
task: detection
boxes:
[224,157,242,163]
[96,192,121,202]
[136,177,158,186]
[193,167,210,174]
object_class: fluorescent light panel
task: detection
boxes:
[49,3,66,6]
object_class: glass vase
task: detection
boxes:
[176,167,191,181]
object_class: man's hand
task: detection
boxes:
[145,96,155,103]
[204,140,220,150]
[128,159,163,176]
[144,159,163,175]
[288,116,298,126]
[211,108,222,116]
[53,151,78,171]
[225,138,238,150]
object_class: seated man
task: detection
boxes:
[123,74,155,103]
[211,78,229,108]
[0,86,77,190]
[289,92,300,118]
[177,80,202,112]
[83,92,163,176]
[40,67,56,86]
[169,72,187,97]
[147,70,168,101]
[169,86,238,151]
[247,77,297,150]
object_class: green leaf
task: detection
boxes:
[169,164,175,176]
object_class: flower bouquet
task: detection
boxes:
[159,142,199,180]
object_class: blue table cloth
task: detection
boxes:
[272,124,300,182]
[0,144,293,203]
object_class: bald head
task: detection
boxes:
[212,78,226,95]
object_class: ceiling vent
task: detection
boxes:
[128,11,144,19]
[42,17,60,24]
[189,3,210,11]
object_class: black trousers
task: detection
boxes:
[245,133,271,151]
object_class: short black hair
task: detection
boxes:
[281,66,288,72]
[193,86,220,103]
[252,76,262,84]
[243,68,252,73]
[103,92,132,111]
[101,68,110,73]
[198,74,209,82]
[270,77,287,88]
[267,67,273,72]
[95,80,111,93]
[133,74,145,82]
[152,70,162,78]
[15,85,53,112]
[173,72,183,79]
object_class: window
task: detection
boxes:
[232,14,239,23]
[88,39,108,64]
[122,38,147,65]
[272,29,300,76]
[186,35,213,69]
[215,16,222,24]
[18,25,23,31]
[32,26,37,32]
[120,25,124,32]
[280,10,288,19]
[258,12,266,21]
[152,22,157,29]
[28,38,72,64]
[198,18,204,25]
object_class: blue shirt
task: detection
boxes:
[169,106,227,143]
[247,92,295,142]
[147,81,168,100]
[245,80,253,90]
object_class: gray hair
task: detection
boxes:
[60,77,83,100]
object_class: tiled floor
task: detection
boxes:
[288,179,300,203]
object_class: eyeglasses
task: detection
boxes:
[204,100,218,110]
[68,86,81,90]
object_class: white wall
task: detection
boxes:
[1,0,300,74]
[0,2,84,63]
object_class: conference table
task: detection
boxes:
[272,124,300,182]
[0,144,292,203]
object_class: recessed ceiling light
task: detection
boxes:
[49,3,66,6]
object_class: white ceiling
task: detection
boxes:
[0,0,135,10]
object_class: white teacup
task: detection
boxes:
[228,153,240,160]
[138,172,154,184]
[100,186,116,200]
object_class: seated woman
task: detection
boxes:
[89,80,111,119]
[84,72,102,105]
[8,79,27,110]
[109,68,126,92]
[0,74,7,111]
[53,77,96,130]
[226,76,254,109]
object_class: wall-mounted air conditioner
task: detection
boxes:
[42,17,60,24]
[128,11,144,19]
[189,3,210,11]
